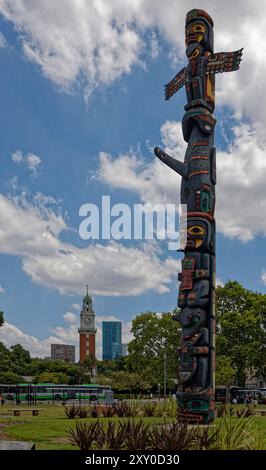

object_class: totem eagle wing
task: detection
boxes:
[206,48,243,74]
[164,67,187,100]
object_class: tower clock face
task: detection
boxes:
[83,316,93,328]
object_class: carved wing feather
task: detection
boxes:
[206,48,243,74]
[164,67,187,100]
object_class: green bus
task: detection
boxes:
[0,383,114,404]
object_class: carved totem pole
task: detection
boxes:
[154,9,243,423]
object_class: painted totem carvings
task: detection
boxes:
[154,9,243,423]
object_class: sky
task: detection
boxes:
[0,0,265,360]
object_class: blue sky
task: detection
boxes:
[0,0,265,359]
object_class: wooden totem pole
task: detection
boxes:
[154,9,243,423]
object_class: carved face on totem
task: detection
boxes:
[179,307,206,339]
[186,219,212,251]
[185,9,214,53]
[185,21,206,47]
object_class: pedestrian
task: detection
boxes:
[0,392,5,406]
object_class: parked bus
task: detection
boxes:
[0,383,114,404]
[234,389,265,404]
[215,386,241,403]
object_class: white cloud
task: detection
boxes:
[22,242,177,296]
[72,303,81,311]
[96,148,179,206]
[0,321,60,358]
[11,150,42,176]
[160,121,187,159]
[0,192,177,296]
[0,285,5,294]
[0,0,142,100]
[11,150,23,163]
[0,31,7,48]
[0,193,65,257]
[149,31,159,59]
[26,153,42,176]
[63,312,77,324]
[216,278,224,288]
[261,270,266,286]
[216,123,266,241]
[0,0,265,125]
[96,120,266,242]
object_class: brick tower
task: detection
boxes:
[78,287,97,363]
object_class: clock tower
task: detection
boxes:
[78,286,97,363]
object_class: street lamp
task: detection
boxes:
[157,383,160,400]
[164,352,167,399]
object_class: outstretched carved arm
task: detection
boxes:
[154,147,188,179]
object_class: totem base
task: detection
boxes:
[177,398,215,424]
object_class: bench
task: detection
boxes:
[254,409,266,416]
[8,409,44,417]
[0,440,35,450]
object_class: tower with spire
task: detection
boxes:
[78,286,97,363]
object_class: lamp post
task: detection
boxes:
[158,383,160,400]
[164,352,167,399]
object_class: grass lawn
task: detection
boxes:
[0,404,265,450]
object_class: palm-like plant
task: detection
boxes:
[193,425,219,450]
[67,420,100,450]
[144,402,157,417]
[151,421,195,450]
[64,404,78,419]
[216,416,262,450]
[122,419,152,450]
[104,421,128,450]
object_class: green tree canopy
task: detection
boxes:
[34,372,70,384]
[216,281,266,386]
[110,371,152,393]
[216,355,237,386]
[0,371,25,384]
[127,311,180,388]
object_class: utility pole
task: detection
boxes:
[163,352,167,399]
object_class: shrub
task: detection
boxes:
[216,416,262,450]
[76,406,90,418]
[101,405,116,418]
[193,425,219,450]
[143,402,157,417]
[155,398,178,417]
[151,421,195,450]
[67,420,100,450]
[90,405,101,418]
[122,419,152,450]
[103,421,125,450]
[235,405,255,418]
[113,401,134,418]
[216,404,235,417]
[64,404,78,419]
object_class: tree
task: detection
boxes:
[68,368,91,385]
[10,344,31,363]
[34,372,70,384]
[0,310,4,328]
[80,354,95,380]
[0,371,25,384]
[9,344,32,375]
[127,311,180,388]
[216,355,237,403]
[0,342,12,372]
[110,371,152,394]
[216,281,266,386]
